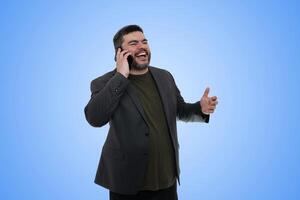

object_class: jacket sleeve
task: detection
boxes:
[84,72,129,127]
[176,85,209,123]
[170,74,209,123]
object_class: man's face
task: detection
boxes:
[121,31,151,70]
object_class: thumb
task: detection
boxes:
[203,87,210,97]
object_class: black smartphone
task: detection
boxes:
[127,55,133,70]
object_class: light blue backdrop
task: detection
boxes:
[1,0,299,199]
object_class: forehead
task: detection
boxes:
[123,31,146,43]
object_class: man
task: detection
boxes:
[84,25,218,200]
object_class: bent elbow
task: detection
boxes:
[84,105,107,127]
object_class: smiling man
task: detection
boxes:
[84,25,218,200]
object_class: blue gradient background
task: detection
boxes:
[1,1,299,199]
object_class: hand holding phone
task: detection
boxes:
[119,47,133,69]
[116,48,131,78]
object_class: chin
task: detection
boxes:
[132,64,148,70]
[131,60,150,70]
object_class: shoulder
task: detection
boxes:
[90,68,117,86]
[149,66,174,79]
[149,66,176,84]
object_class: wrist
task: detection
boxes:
[117,70,129,78]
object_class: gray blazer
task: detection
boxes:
[84,66,209,195]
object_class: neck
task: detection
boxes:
[129,67,149,75]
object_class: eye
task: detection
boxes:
[129,42,137,46]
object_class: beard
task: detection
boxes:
[130,52,151,70]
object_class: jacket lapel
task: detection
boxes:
[148,67,172,128]
[125,83,150,127]
[110,68,149,126]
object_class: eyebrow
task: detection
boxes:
[128,39,148,44]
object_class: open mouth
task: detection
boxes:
[135,51,148,59]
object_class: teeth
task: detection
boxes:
[137,52,146,56]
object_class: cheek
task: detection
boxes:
[129,48,138,55]
[123,45,136,53]
[128,46,136,51]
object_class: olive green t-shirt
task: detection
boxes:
[128,70,176,191]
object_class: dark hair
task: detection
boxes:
[113,25,143,61]
[113,25,144,50]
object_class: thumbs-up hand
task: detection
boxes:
[200,87,218,114]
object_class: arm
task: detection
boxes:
[176,84,210,123]
[166,70,209,123]
[84,72,129,127]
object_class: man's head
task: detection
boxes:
[113,25,151,70]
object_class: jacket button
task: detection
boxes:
[145,132,149,136]
[143,152,148,156]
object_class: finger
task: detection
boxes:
[116,48,123,61]
[211,96,217,101]
[210,101,218,106]
[208,98,216,104]
[118,50,130,61]
[205,108,214,114]
[123,51,131,59]
[211,99,218,104]
[203,87,210,97]
[208,107,216,111]
[209,100,218,105]
[120,49,129,57]
[209,105,216,110]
